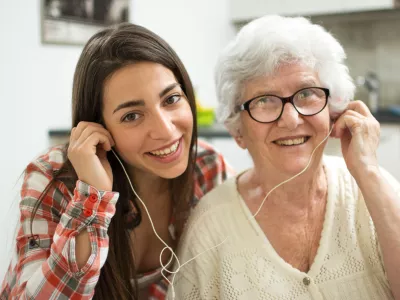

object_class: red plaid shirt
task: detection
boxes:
[1,139,231,299]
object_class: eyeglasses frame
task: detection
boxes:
[234,87,330,124]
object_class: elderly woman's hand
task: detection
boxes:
[331,100,381,178]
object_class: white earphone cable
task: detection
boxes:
[111,122,334,299]
[110,149,182,284]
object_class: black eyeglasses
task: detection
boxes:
[235,87,330,123]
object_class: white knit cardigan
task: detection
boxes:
[168,156,399,300]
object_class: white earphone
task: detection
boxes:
[111,121,335,299]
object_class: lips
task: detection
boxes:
[147,137,181,157]
[146,137,184,164]
[273,136,311,146]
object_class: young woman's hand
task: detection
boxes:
[68,122,115,191]
[331,100,381,179]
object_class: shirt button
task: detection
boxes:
[303,277,311,286]
[83,209,93,217]
[29,238,38,249]
[89,194,98,203]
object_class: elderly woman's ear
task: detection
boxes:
[233,129,247,150]
[224,121,247,149]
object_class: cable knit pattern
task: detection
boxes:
[168,156,399,300]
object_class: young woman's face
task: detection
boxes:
[102,62,193,180]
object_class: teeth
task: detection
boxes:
[275,137,307,146]
[150,140,179,156]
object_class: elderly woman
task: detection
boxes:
[167,15,400,300]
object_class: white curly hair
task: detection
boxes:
[215,15,355,134]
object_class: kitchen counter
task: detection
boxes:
[372,109,400,123]
[48,124,232,139]
[48,109,400,140]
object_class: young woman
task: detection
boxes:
[1,23,229,300]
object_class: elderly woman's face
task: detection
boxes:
[236,63,330,176]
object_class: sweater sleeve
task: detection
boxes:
[1,160,119,299]
[374,167,400,272]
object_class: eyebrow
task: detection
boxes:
[112,82,181,114]
[159,82,181,98]
[112,99,145,114]
[250,78,319,98]
[297,78,319,89]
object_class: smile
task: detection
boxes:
[149,139,180,157]
[274,136,310,146]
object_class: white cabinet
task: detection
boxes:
[325,124,400,181]
[231,0,394,22]
[376,124,400,181]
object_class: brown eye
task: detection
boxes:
[122,112,141,122]
[165,94,181,105]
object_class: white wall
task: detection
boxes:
[131,0,235,107]
[0,0,82,281]
[0,0,234,281]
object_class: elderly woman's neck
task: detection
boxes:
[249,161,327,209]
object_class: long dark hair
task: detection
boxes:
[29,23,197,299]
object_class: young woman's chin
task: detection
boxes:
[155,163,188,179]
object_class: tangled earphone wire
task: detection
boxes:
[111,122,334,299]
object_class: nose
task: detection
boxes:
[149,110,176,140]
[277,102,302,130]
